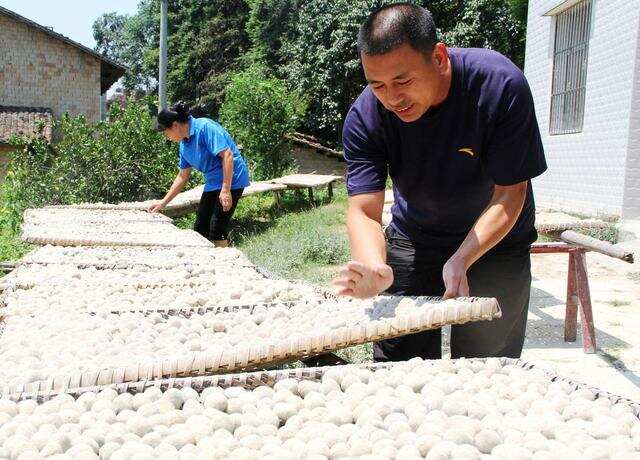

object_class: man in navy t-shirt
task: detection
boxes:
[332,3,546,360]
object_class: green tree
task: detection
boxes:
[167,0,250,116]
[93,0,250,116]
[279,0,527,140]
[245,0,299,68]
[220,66,306,180]
[93,2,159,95]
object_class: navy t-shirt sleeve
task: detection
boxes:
[484,73,547,186]
[343,105,388,196]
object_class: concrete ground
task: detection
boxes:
[439,239,640,401]
[521,239,640,401]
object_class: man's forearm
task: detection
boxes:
[450,182,527,268]
[347,207,387,266]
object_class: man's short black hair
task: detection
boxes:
[357,3,437,56]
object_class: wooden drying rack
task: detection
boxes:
[531,230,634,354]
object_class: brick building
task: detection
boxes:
[0,5,126,178]
[524,0,640,219]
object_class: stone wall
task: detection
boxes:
[0,13,102,122]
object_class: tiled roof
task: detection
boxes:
[0,106,53,144]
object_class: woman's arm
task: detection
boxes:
[149,168,192,213]
[218,148,234,212]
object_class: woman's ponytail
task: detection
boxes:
[171,101,190,122]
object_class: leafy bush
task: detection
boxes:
[219,66,306,181]
[0,99,183,233]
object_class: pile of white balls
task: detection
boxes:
[20,246,252,269]
[0,297,496,387]
[1,263,263,291]
[0,358,638,459]
[1,276,312,317]
[23,221,180,236]
[22,226,209,248]
[24,209,172,225]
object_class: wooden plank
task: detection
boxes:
[560,230,634,263]
[564,252,578,342]
[574,251,596,353]
[287,133,344,159]
[242,181,288,196]
[530,242,575,253]
[271,174,342,189]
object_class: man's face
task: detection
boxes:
[361,42,449,123]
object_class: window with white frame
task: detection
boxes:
[550,0,593,135]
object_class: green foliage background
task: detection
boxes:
[93,0,528,139]
[0,100,181,234]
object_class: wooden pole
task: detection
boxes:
[158,0,168,111]
[574,250,597,353]
[560,230,634,263]
[564,252,578,342]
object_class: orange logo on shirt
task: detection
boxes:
[458,147,475,157]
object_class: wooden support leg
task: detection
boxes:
[564,252,578,342]
[274,191,282,208]
[328,182,334,201]
[308,187,314,205]
[574,250,596,353]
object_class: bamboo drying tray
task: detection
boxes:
[5,358,639,420]
[24,208,173,224]
[22,227,212,248]
[0,263,265,291]
[14,245,253,270]
[0,296,500,395]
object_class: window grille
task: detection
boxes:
[550,0,593,135]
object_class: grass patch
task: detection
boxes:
[0,230,31,264]
[175,186,350,285]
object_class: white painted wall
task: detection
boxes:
[525,0,640,218]
[623,15,640,219]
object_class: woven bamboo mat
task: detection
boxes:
[5,357,639,418]
[0,296,500,393]
[0,277,315,317]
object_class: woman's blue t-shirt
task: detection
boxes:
[179,116,250,191]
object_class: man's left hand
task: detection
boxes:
[442,256,470,299]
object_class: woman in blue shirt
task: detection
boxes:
[150,102,250,247]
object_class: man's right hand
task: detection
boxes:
[332,261,394,299]
[148,201,166,213]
